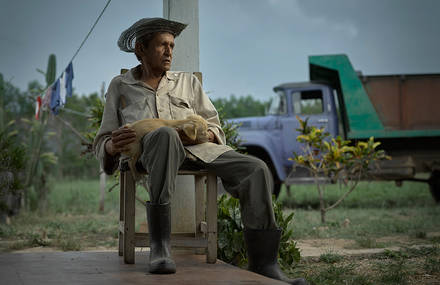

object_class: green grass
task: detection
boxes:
[48,178,120,214]
[319,251,343,264]
[374,259,411,285]
[0,178,151,252]
[278,180,440,240]
[292,246,440,285]
[288,206,440,240]
[278,180,435,209]
[354,237,387,249]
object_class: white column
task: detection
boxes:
[163,0,199,72]
[163,0,199,233]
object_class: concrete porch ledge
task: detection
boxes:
[0,251,286,285]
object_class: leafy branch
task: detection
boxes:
[291,116,390,223]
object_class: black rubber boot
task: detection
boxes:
[146,202,176,274]
[244,228,307,285]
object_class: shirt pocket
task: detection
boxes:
[169,94,194,119]
[119,98,153,125]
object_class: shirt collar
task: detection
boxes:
[165,71,178,81]
[121,65,177,86]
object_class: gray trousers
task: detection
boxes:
[139,126,277,230]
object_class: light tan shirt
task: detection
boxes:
[93,65,232,174]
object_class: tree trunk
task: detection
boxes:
[37,174,48,213]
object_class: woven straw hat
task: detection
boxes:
[118,18,187,52]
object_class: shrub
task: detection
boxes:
[217,194,301,269]
[292,116,389,223]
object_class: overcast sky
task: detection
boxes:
[1,0,439,101]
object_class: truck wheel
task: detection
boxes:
[272,179,282,198]
[429,170,440,203]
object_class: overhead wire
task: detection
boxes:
[37,0,112,117]
[68,0,112,64]
[49,0,113,90]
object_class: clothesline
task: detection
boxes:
[35,0,112,119]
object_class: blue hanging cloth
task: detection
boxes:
[50,79,61,115]
[65,62,74,98]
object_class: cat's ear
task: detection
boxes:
[182,123,197,141]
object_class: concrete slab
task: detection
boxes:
[0,251,286,285]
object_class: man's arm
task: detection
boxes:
[191,75,226,145]
[93,76,129,174]
[105,126,136,156]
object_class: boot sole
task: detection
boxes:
[149,260,176,274]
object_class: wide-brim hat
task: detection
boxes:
[118,17,187,52]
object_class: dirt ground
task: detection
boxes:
[297,231,440,257]
[7,231,440,256]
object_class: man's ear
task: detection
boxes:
[135,41,145,60]
[182,123,197,141]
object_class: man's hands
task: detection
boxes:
[105,126,136,156]
[207,129,217,143]
[105,126,217,156]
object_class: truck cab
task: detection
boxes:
[229,82,338,196]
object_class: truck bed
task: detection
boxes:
[361,73,440,131]
[309,54,440,139]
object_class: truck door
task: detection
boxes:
[280,88,337,163]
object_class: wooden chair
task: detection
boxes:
[118,160,218,264]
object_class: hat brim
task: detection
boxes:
[118,18,187,52]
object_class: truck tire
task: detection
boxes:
[429,170,440,203]
[272,178,282,198]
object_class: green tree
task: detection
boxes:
[212,95,270,119]
[0,74,27,220]
[56,93,100,178]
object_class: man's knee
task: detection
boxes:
[245,155,270,175]
[153,126,179,139]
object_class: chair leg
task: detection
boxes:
[118,172,125,256]
[195,175,206,255]
[123,171,136,264]
[206,174,217,264]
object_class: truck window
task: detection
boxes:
[292,90,323,115]
[267,90,287,115]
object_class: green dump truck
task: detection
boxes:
[231,54,440,201]
[310,55,440,201]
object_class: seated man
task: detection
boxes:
[93,17,307,285]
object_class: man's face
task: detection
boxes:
[143,32,175,73]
